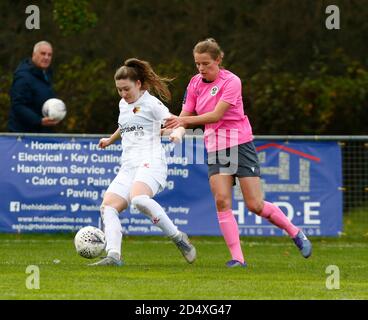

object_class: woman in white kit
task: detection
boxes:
[90,58,195,266]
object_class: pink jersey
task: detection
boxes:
[183,69,253,152]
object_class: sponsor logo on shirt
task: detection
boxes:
[118,123,144,134]
[210,86,219,96]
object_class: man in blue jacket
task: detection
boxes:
[8,41,61,133]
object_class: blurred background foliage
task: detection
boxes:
[0,0,367,134]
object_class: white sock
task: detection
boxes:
[131,195,179,238]
[101,205,122,259]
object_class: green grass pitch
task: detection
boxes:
[0,211,367,300]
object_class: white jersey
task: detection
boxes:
[117,90,171,168]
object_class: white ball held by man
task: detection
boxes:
[42,98,67,121]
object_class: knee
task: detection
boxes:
[247,200,264,215]
[101,193,128,213]
[214,194,231,211]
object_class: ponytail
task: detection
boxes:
[114,58,173,102]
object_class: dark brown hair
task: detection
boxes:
[114,58,172,102]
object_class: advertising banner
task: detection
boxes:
[0,135,342,236]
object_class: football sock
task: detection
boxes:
[101,205,122,259]
[131,195,179,238]
[217,210,245,263]
[259,201,299,238]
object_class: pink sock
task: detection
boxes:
[217,210,244,263]
[260,201,299,237]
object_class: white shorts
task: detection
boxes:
[105,160,167,203]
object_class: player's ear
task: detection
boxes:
[136,80,142,89]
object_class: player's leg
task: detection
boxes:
[130,181,179,238]
[209,174,246,267]
[238,176,298,235]
[89,169,131,266]
[89,192,127,266]
[238,176,312,258]
[101,192,128,258]
[130,180,196,264]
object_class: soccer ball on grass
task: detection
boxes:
[74,226,106,259]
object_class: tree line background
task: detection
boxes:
[0,0,367,135]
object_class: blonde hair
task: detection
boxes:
[193,38,224,61]
[114,58,172,102]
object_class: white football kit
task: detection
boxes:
[106,91,171,202]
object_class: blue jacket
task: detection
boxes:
[8,58,55,133]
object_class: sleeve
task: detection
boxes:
[151,99,171,121]
[182,79,197,113]
[10,76,42,126]
[219,76,242,106]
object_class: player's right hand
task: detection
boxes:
[98,138,111,149]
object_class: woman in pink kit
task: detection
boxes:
[165,38,312,267]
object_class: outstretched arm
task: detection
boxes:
[98,127,121,149]
[165,101,230,129]
[161,112,187,143]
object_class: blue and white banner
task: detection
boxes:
[0,135,342,236]
[239,141,343,236]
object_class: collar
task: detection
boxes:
[200,68,225,83]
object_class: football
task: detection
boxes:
[42,98,67,121]
[74,226,106,259]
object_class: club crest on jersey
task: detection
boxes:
[210,86,219,96]
[133,106,141,114]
